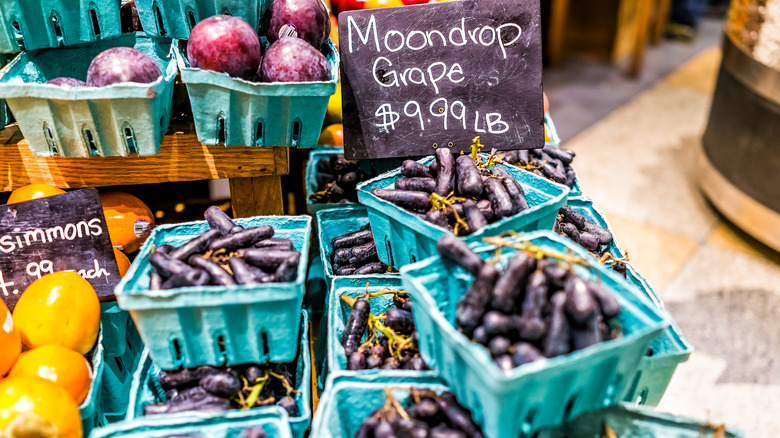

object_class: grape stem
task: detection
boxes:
[384,387,411,421]
[484,234,590,268]
[269,370,298,396]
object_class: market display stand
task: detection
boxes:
[0,123,289,217]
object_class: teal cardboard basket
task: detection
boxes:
[399,230,670,438]
[536,403,745,438]
[0,33,177,157]
[81,329,108,436]
[135,0,264,40]
[174,39,338,147]
[0,0,122,53]
[564,197,693,406]
[115,215,312,369]
[311,373,452,438]
[91,407,293,438]
[314,205,397,311]
[126,311,311,438]
[305,147,355,215]
[322,276,436,389]
[100,317,145,423]
[357,155,570,269]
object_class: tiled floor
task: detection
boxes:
[559,47,779,437]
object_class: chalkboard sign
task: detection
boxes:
[339,0,543,160]
[0,188,121,311]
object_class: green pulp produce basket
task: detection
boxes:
[565,197,693,406]
[322,276,436,388]
[127,311,311,438]
[305,147,355,215]
[91,407,293,438]
[0,0,122,53]
[0,33,177,157]
[357,155,570,269]
[134,0,264,40]
[81,329,107,436]
[311,373,452,438]
[314,205,397,310]
[100,317,145,423]
[174,39,338,147]
[400,230,670,438]
[537,403,745,438]
[115,215,312,369]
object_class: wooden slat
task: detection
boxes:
[0,125,290,192]
[229,175,285,217]
[629,0,653,78]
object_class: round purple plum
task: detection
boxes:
[86,47,162,87]
[262,0,330,49]
[45,77,87,88]
[261,37,330,82]
[187,15,262,79]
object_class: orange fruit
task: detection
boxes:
[13,272,100,355]
[0,300,21,377]
[7,184,65,204]
[113,248,131,278]
[100,191,155,253]
[318,123,344,147]
[325,81,342,124]
[0,376,83,438]
[329,15,339,50]
[364,0,403,7]
[9,345,92,405]
[543,91,549,114]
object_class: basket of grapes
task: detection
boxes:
[124,311,311,438]
[115,206,311,369]
[0,32,177,157]
[0,0,122,53]
[311,374,485,438]
[173,0,338,147]
[323,276,433,384]
[398,231,671,438]
[357,142,570,269]
[134,0,264,40]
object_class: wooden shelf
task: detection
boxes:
[0,124,290,217]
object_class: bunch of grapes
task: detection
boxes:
[309,154,373,205]
[553,205,614,252]
[355,387,484,438]
[149,206,300,289]
[144,361,299,418]
[500,145,577,189]
[329,224,390,276]
[341,288,428,371]
[372,140,530,237]
[437,235,623,371]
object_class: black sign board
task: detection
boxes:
[339,0,543,160]
[0,188,120,311]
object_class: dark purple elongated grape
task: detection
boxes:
[588,282,621,319]
[200,371,242,398]
[342,298,370,356]
[491,167,528,213]
[169,229,222,261]
[455,263,499,336]
[425,210,449,229]
[483,177,514,218]
[543,291,571,358]
[331,228,374,249]
[254,238,295,250]
[564,275,597,324]
[150,251,194,278]
[273,255,299,282]
[476,199,495,221]
[347,351,367,370]
[455,155,483,197]
[541,146,575,165]
[518,271,547,341]
[402,160,433,178]
[385,308,414,334]
[228,257,263,285]
[237,249,300,270]
[571,314,603,350]
[488,336,512,357]
[583,221,613,245]
[209,226,275,251]
[332,241,378,266]
[354,262,388,275]
[158,366,219,389]
[437,392,481,436]
[512,342,545,366]
[149,272,163,290]
[204,206,242,235]
[436,234,484,277]
[578,231,600,251]
[434,149,456,196]
[372,188,432,211]
[461,200,487,234]
[396,177,436,193]
[278,395,298,417]
[491,251,535,312]
[161,269,211,289]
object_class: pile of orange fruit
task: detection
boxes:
[0,184,154,438]
[1,272,100,438]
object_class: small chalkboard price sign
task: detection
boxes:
[339,0,543,160]
[0,188,120,311]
